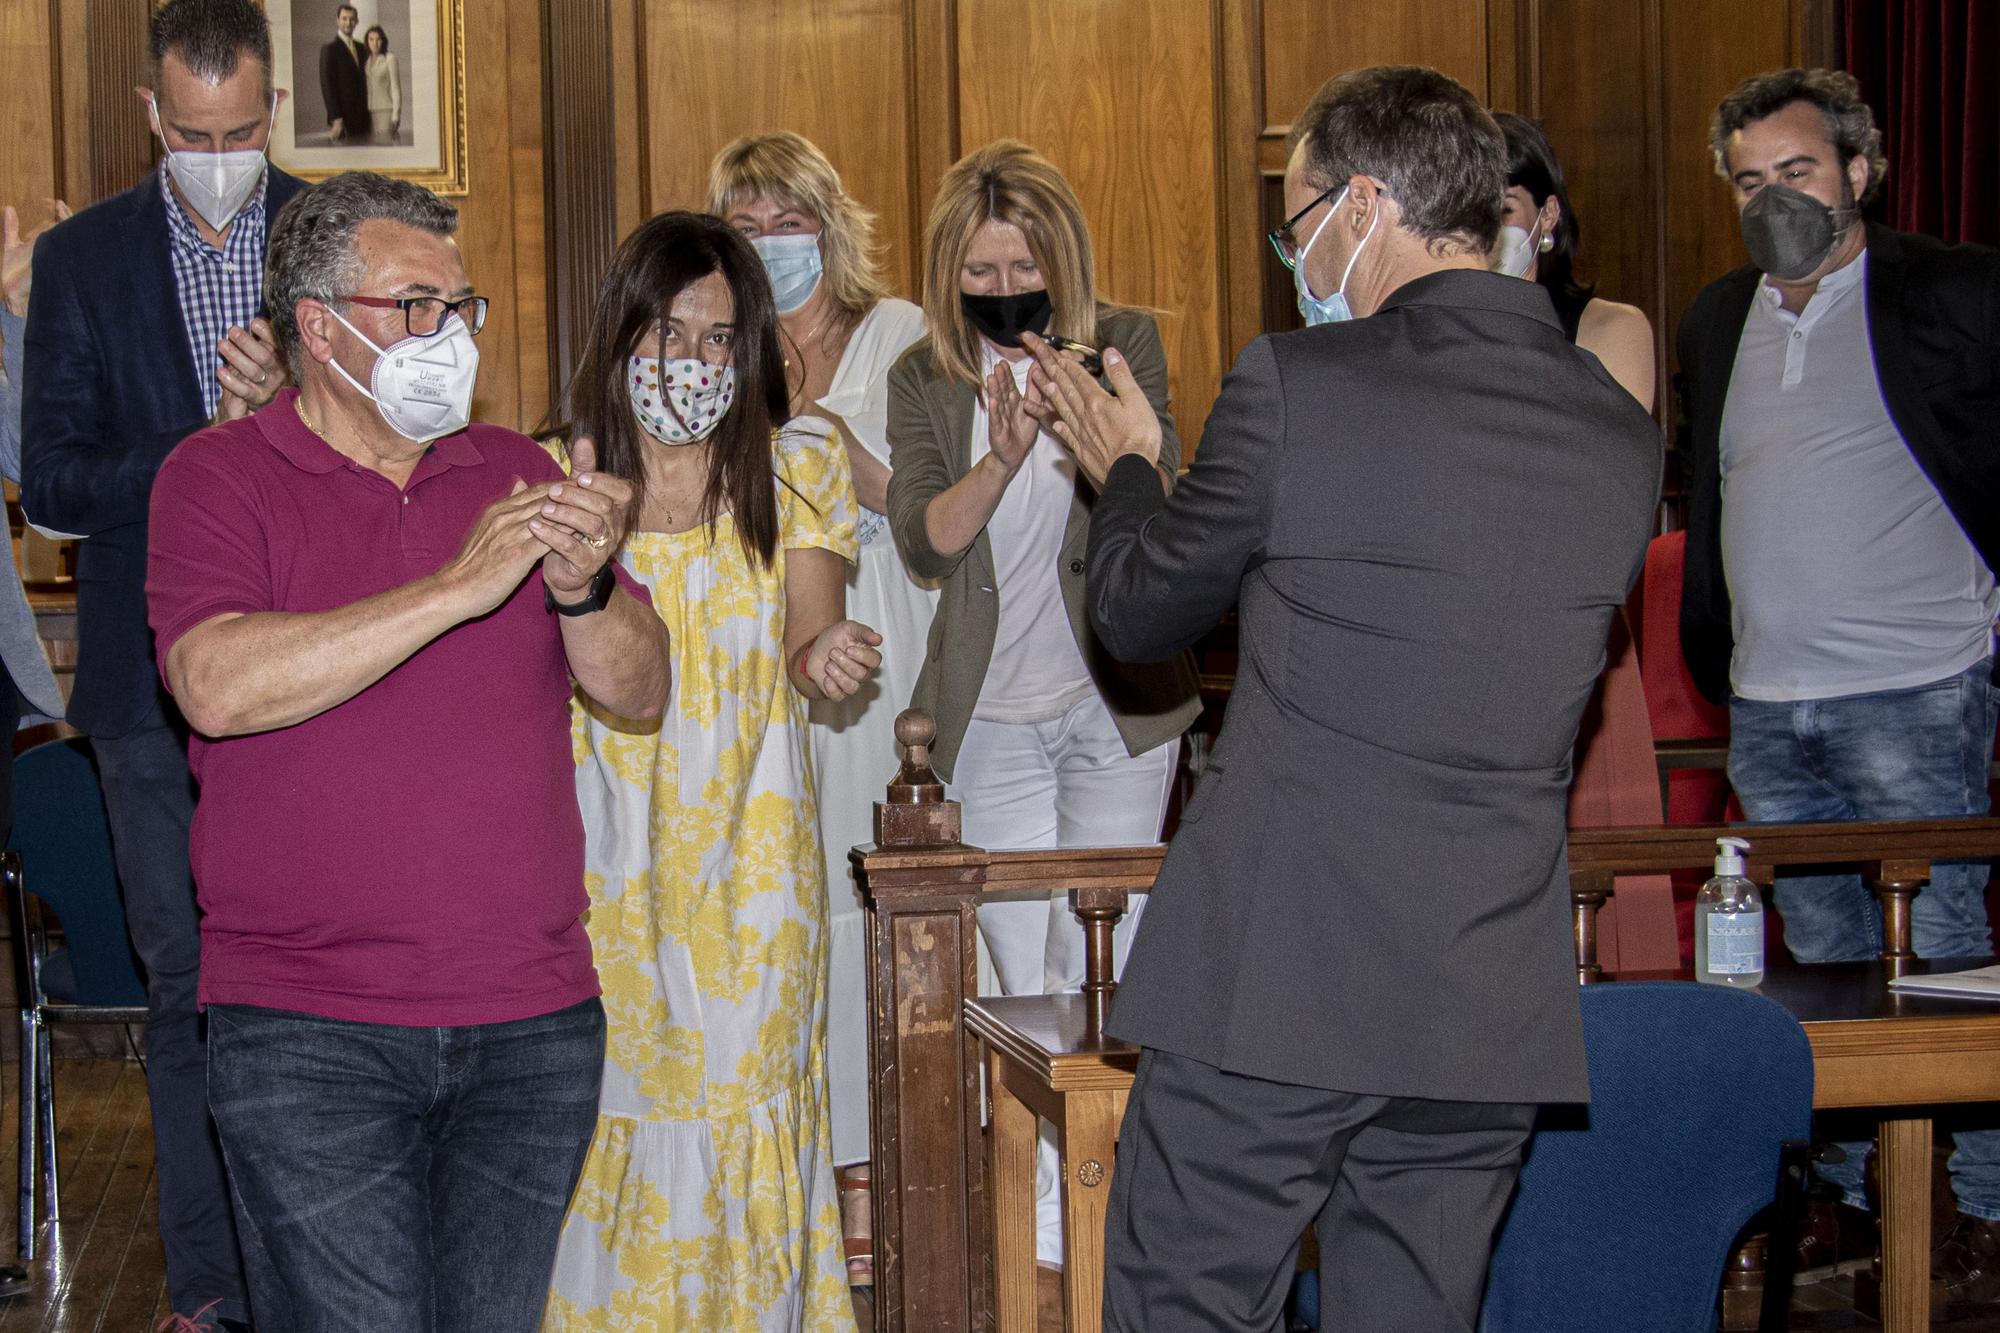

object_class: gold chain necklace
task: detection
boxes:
[294,398,330,441]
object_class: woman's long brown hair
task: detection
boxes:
[543,210,791,567]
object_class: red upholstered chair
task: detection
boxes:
[1636,532,1742,965]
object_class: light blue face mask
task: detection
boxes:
[1293,186,1381,326]
[752,233,824,315]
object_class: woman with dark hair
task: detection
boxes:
[542,210,877,1329]
[1492,113,1676,972]
[1493,112,1655,409]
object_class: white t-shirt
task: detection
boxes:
[967,349,1096,723]
[1720,251,1998,701]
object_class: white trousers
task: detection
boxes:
[950,692,1177,1264]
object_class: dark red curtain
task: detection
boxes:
[1844,0,2000,246]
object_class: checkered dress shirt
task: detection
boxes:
[162,162,270,418]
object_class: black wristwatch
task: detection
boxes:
[545,563,615,616]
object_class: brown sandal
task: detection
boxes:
[838,1166,874,1288]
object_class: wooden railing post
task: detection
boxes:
[1863,858,1930,966]
[1068,887,1128,1038]
[1570,869,1614,983]
[857,710,986,1332]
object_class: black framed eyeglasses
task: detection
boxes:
[1266,184,1342,272]
[338,294,490,338]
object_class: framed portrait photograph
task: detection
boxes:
[266,0,468,194]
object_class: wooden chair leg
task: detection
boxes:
[989,1048,1038,1333]
[16,1010,34,1261]
[1058,1089,1127,1333]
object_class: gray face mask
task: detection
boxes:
[1739,184,1859,281]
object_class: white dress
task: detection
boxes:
[803,296,933,1166]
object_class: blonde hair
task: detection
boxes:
[921,140,1099,388]
[706,132,891,321]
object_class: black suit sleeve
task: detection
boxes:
[1086,334,1282,663]
[20,240,187,535]
[320,41,344,128]
[1673,290,1734,706]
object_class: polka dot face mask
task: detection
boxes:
[627,355,736,446]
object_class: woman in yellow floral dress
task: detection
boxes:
[542,211,882,1331]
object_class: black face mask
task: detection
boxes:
[961,289,1052,348]
[1739,184,1859,281]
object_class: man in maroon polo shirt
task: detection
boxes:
[145,171,669,1331]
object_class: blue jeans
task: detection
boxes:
[1730,656,2000,1216]
[207,998,605,1331]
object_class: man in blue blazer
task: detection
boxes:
[20,1,302,1325]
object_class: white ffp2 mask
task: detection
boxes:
[327,307,481,443]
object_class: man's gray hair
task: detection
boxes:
[1709,68,1888,203]
[1287,66,1507,253]
[266,172,460,377]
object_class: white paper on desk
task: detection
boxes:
[1887,964,2000,1000]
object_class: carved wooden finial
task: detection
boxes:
[874,709,962,847]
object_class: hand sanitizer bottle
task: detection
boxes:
[1695,835,1764,987]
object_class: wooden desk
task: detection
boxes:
[1621,959,2000,1333]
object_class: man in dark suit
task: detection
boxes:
[1026,65,1661,1333]
[318,4,369,143]
[20,1,300,1325]
[1676,68,2000,1298]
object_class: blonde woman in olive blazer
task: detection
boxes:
[884,140,1200,1280]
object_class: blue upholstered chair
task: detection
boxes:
[1287,981,1813,1332]
[5,737,148,1260]
[1479,980,1814,1333]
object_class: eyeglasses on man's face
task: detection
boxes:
[1267,183,1343,272]
[338,294,490,338]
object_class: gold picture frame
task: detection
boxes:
[264,0,468,196]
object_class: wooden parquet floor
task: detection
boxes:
[0,1050,170,1330]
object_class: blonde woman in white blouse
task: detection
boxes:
[363,25,400,144]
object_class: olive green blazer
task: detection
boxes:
[884,305,1201,783]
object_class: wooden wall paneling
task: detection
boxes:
[85,0,150,208]
[641,0,920,303]
[1216,0,1268,369]
[1261,0,1496,128]
[1525,0,1666,407]
[1658,0,1792,386]
[55,0,92,207]
[1485,0,1526,113]
[507,0,549,434]
[1790,0,1841,69]
[542,0,618,408]
[0,0,59,215]
[956,0,1225,451]
[609,0,649,241]
[905,0,959,302]
[453,0,537,431]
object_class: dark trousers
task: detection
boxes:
[90,702,248,1320]
[207,997,606,1332]
[1103,1048,1536,1333]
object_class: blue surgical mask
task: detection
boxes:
[1293,187,1380,326]
[752,233,824,315]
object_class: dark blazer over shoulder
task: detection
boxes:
[1091,270,1662,1103]
[21,167,308,736]
[1677,224,2000,705]
[884,304,1200,783]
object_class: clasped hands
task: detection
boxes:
[447,436,633,616]
[213,318,289,423]
[990,330,1162,488]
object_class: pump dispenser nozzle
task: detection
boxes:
[1715,836,1750,877]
